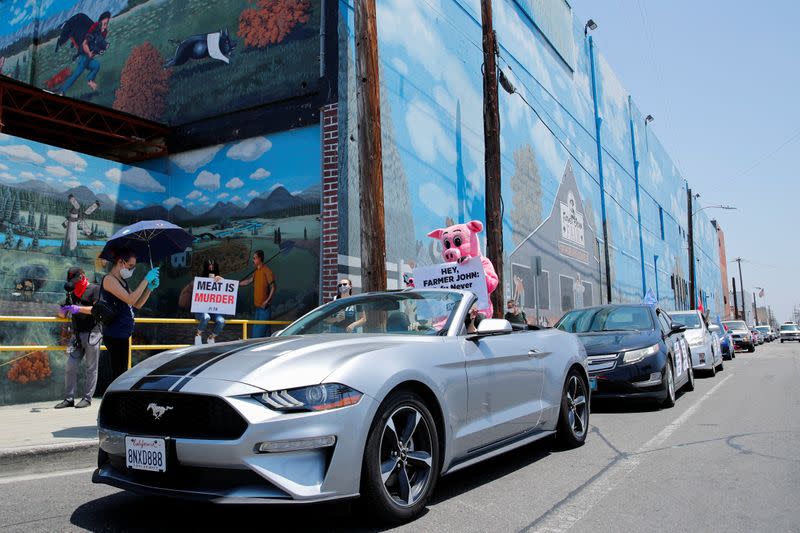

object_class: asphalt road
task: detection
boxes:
[2,342,799,532]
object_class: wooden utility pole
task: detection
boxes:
[481,0,504,317]
[354,0,387,292]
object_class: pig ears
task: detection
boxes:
[427,228,444,240]
[466,220,484,233]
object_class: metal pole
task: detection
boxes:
[687,187,696,309]
[732,277,739,320]
[588,36,612,304]
[354,0,387,293]
[628,96,646,298]
[481,0,504,317]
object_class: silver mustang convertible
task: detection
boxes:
[93,289,590,523]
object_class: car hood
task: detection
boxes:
[574,330,659,356]
[121,334,431,391]
[682,329,705,344]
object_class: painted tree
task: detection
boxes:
[113,42,172,121]
[38,212,46,232]
[7,351,52,384]
[239,0,311,48]
[510,145,543,247]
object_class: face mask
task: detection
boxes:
[73,277,89,297]
[120,266,135,279]
[338,284,350,293]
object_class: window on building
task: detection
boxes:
[538,270,550,310]
[560,275,575,313]
[514,0,574,70]
[658,206,665,240]
[582,281,593,307]
[511,263,536,308]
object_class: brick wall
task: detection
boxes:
[320,103,340,303]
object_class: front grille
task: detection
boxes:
[99,391,247,440]
[588,354,619,373]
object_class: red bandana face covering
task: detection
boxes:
[73,276,89,298]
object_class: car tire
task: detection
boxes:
[662,358,676,408]
[710,358,716,377]
[360,390,440,524]
[781,340,784,343]
[717,359,724,372]
[684,363,695,392]
[556,369,589,448]
[748,345,755,353]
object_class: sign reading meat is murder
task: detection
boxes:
[412,258,489,310]
[190,277,239,315]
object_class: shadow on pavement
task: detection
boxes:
[52,426,97,439]
[71,438,560,531]
[71,492,376,532]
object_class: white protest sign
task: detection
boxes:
[190,277,239,315]
[412,258,489,309]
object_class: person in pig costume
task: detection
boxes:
[422,220,499,318]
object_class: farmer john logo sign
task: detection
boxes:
[190,277,239,315]
[413,258,489,310]
[560,192,585,247]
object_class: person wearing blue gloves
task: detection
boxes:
[100,247,160,383]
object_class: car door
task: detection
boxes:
[460,331,544,452]
[658,310,687,384]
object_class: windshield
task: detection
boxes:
[756,327,770,333]
[281,290,464,336]
[723,321,748,331]
[671,313,702,329]
[780,324,798,332]
[556,306,654,333]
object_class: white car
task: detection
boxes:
[669,311,723,375]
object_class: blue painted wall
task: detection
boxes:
[337,0,722,322]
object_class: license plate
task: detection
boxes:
[125,436,167,472]
[589,377,598,391]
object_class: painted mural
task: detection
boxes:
[0,0,321,124]
[336,0,723,324]
[0,125,321,404]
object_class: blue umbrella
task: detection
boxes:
[100,220,193,268]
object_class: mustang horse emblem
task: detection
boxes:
[147,403,173,420]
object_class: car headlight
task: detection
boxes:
[689,339,704,348]
[622,344,660,364]
[254,383,363,412]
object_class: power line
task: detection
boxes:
[728,126,800,181]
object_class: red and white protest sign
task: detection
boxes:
[190,277,239,315]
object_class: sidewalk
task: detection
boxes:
[0,400,99,471]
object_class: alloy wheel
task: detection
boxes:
[379,406,434,508]
[566,375,588,439]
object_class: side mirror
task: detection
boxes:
[670,322,686,333]
[474,318,513,335]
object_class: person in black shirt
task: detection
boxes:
[504,299,528,325]
[55,267,101,409]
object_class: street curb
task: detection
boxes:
[0,440,98,477]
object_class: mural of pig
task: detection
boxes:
[427,220,499,318]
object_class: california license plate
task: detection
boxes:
[125,436,167,472]
[589,377,598,391]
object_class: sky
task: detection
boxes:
[569,0,800,322]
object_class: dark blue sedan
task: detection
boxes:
[556,304,695,407]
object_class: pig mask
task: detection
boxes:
[427,220,484,264]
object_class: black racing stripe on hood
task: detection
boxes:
[132,375,182,391]
[146,339,276,378]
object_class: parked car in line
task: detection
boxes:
[756,325,773,343]
[779,322,800,343]
[92,289,590,523]
[556,304,694,408]
[709,324,734,360]
[723,320,755,352]
[751,329,764,345]
[670,310,724,375]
